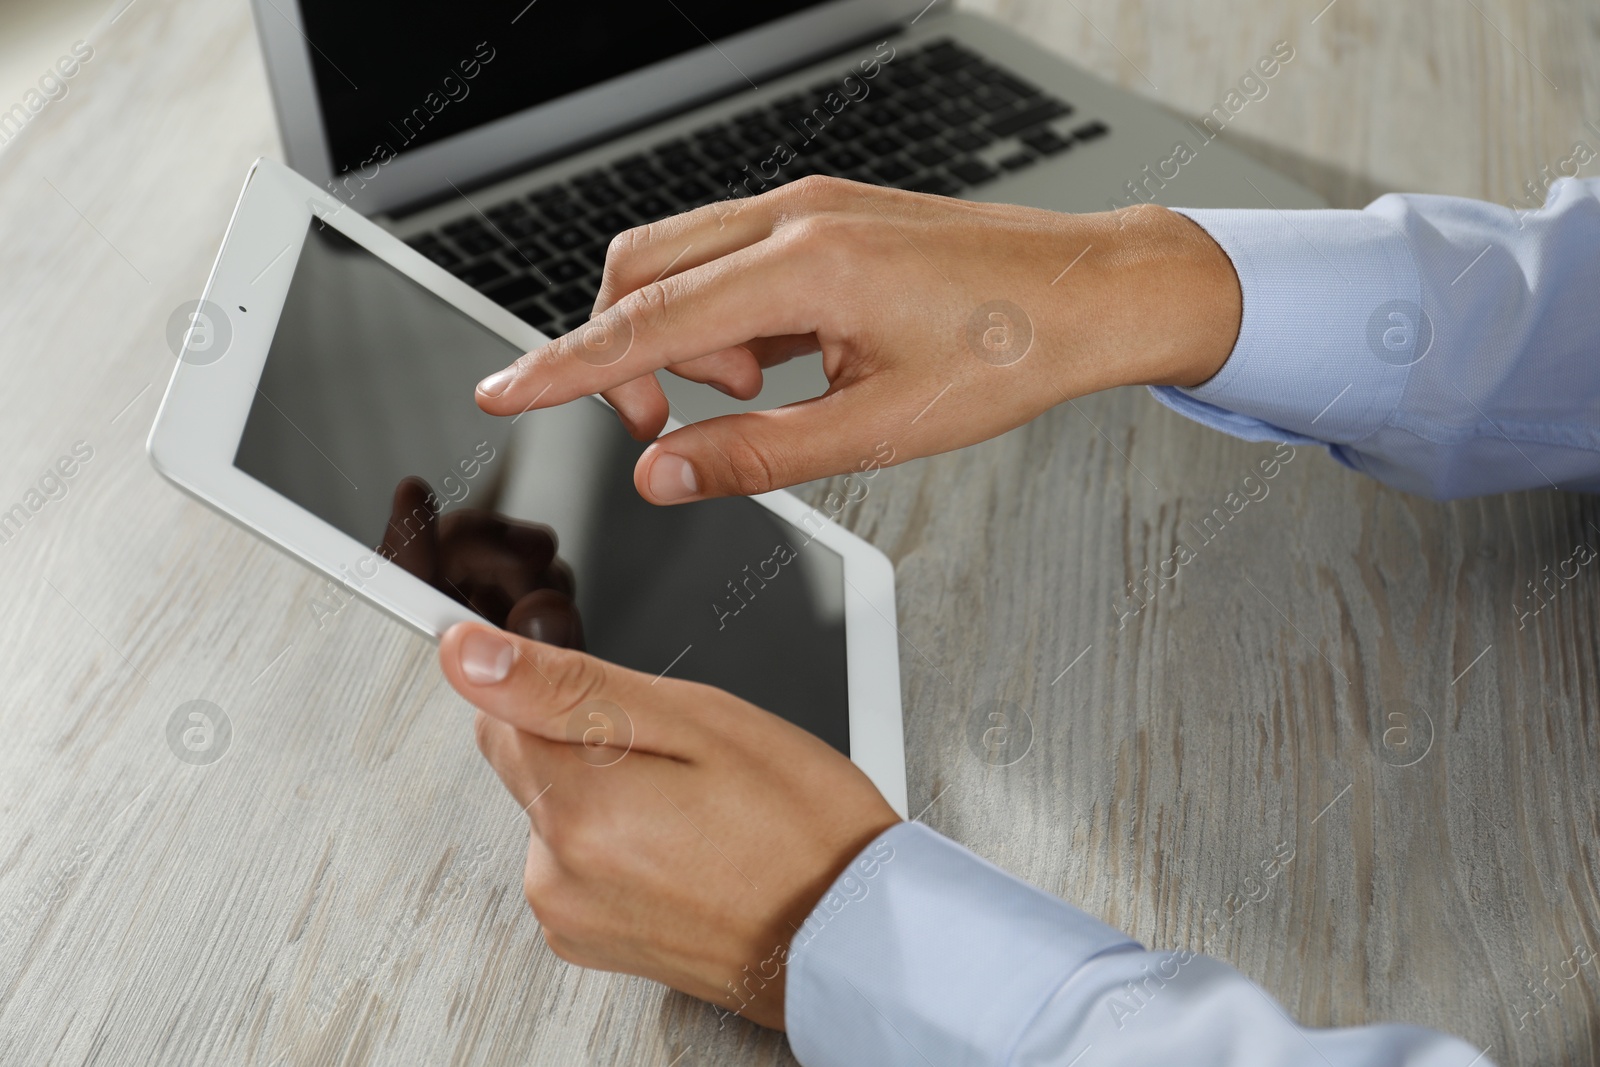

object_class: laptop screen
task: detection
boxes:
[299,1,830,176]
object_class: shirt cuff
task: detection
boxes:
[1148,205,1423,448]
[785,822,1139,1067]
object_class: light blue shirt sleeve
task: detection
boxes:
[1148,177,1600,499]
[786,822,1490,1066]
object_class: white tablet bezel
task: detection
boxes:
[149,158,906,815]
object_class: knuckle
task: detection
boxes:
[542,927,584,965]
[780,215,833,250]
[526,850,601,954]
[777,214,858,276]
[721,436,782,496]
[608,221,651,262]
[785,173,845,204]
[626,280,676,333]
[522,862,557,914]
[595,224,653,307]
[472,710,499,757]
[547,810,613,873]
[544,648,609,712]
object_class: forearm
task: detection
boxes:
[786,823,1488,1067]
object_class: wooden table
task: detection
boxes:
[1,1,1595,1063]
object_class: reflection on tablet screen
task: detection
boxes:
[234,224,850,753]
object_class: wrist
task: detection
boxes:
[1105,203,1243,390]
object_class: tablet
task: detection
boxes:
[149,158,906,815]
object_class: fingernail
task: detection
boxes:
[477,367,516,397]
[460,628,514,685]
[711,382,736,397]
[648,452,699,502]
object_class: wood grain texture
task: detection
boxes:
[0,1,1595,1064]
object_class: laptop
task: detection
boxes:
[251,1,1324,420]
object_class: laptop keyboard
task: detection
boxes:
[405,38,1110,338]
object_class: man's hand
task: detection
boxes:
[438,621,900,1029]
[474,178,1241,503]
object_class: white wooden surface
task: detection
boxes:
[0,1,1596,1064]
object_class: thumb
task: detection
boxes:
[439,622,702,760]
[634,385,899,503]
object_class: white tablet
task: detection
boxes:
[148,158,906,815]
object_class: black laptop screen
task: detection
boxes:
[298,1,829,176]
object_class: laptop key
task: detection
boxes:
[511,236,556,263]
[667,177,716,203]
[526,185,565,205]
[924,50,975,74]
[629,194,674,219]
[827,117,867,142]
[451,229,503,257]
[972,89,1022,116]
[870,158,916,184]
[903,174,961,197]
[548,286,594,314]
[823,147,868,170]
[997,150,1037,172]
[936,103,981,127]
[441,217,485,237]
[500,214,542,239]
[481,274,549,308]
[408,239,462,270]
[988,100,1072,138]
[698,137,741,161]
[581,182,626,207]
[657,153,707,178]
[454,257,512,288]
[512,304,557,333]
[538,200,586,225]
[544,258,587,283]
[590,208,636,236]
[861,133,905,157]
[949,159,1000,185]
[1072,120,1110,141]
[909,143,956,167]
[620,166,667,192]
[735,123,784,149]
[1021,129,1073,155]
[487,199,528,220]
[547,226,589,251]
[946,129,993,152]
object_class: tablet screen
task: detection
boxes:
[234,223,850,753]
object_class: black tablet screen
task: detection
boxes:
[234,223,850,753]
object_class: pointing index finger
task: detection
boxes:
[474,243,819,417]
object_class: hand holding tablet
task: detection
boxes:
[439,620,900,1031]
